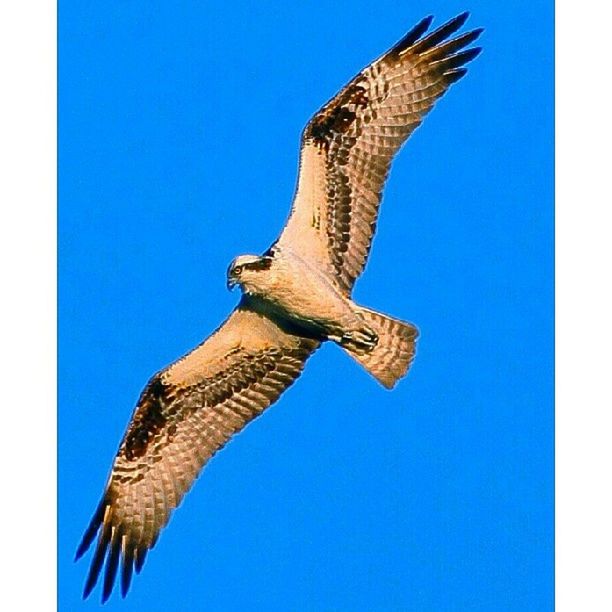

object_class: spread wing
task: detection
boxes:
[276,13,482,293]
[75,298,320,602]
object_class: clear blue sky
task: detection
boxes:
[59,1,553,609]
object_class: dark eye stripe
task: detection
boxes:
[244,258,272,272]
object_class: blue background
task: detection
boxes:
[59,1,553,610]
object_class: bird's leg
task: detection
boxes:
[337,326,379,354]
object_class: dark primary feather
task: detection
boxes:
[82,517,111,599]
[390,14,434,54]
[120,537,135,598]
[410,11,471,54]
[102,526,123,603]
[75,497,105,561]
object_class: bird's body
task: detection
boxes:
[230,246,375,348]
[76,12,483,602]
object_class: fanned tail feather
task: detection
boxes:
[343,307,418,389]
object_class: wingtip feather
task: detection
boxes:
[391,14,434,55]
[411,11,475,54]
[444,67,469,84]
[82,579,96,601]
[121,556,135,598]
[101,528,123,603]
[434,47,483,72]
[422,14,435,29]
[466,46,483,62]
[459,27,485,48]
[134,547,148,574]
[81,509,112,600]
[440,11,471,34]
[75,497,106,561]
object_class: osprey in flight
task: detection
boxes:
[77,12,482,601]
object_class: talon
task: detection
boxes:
[340,327,378,352]
[362,331,378,352]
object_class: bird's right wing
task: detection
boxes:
[276,13,482,293]
[76,298,320,602]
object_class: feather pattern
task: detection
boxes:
[277,12,482,293]
[76,298,319,600]
[76,12,482,602]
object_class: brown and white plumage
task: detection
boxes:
[77,12,481,602]
[77,298,319,601]
[278,12,482,293]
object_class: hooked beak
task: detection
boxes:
[226,277,237,291]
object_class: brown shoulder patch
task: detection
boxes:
[306,80,369,149]
[124,375,170,461]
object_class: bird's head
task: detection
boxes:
[226,254,273,293]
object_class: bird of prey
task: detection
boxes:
[76,12,482,602]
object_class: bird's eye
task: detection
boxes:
[233,266,242,275]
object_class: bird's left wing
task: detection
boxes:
[276,13,482,293]
[76,298,320,602]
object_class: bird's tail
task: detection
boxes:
[341,306,418,389]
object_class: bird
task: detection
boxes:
[76,11,482,602]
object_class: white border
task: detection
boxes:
[3,1,612,608]
[556,1,612,610]
[0,2,57,610]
